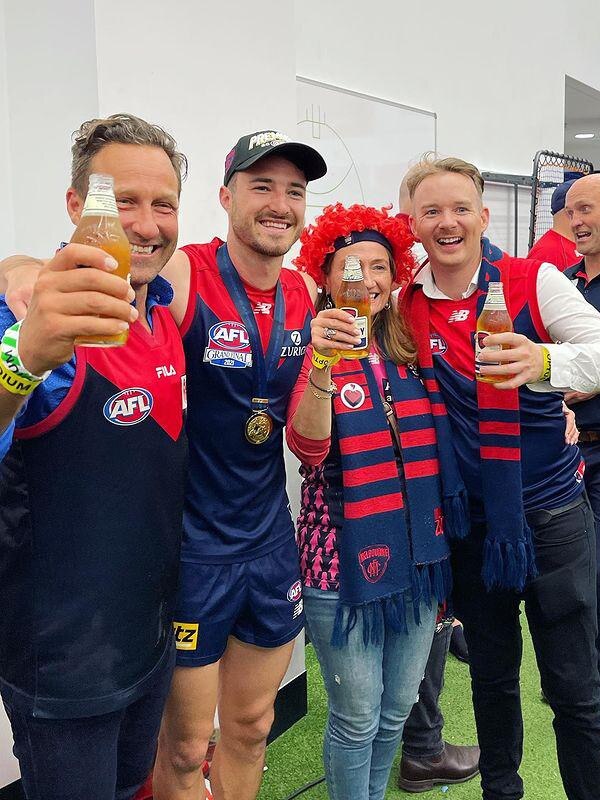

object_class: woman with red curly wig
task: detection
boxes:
[286,203,468,800]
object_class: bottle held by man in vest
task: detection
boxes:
[335,254,370,359]
[70,173,131,347]
[475,281,513,383]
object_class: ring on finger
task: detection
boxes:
[324,327,337,340]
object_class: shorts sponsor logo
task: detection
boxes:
[429,333,447,356]
[292,599,304,619]
[204,321,252,369]
[340,382,365,409]
[358,545,390,583]
[103,388,153,426]
[173,621,199,651]
[287,580,302,603]
[575,459,585,484]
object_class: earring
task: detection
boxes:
[384,300,391,310]
[325,293,334,310]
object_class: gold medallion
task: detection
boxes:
[245,410,273,445]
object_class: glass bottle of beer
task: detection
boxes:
[335,254,370,359]
[475,281,513,383]
[70,173,131,347]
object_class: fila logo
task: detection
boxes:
[173,621,199,651]
[448,309,470,322]
[156,364,176,378]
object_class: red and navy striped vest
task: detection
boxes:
[180,239,313,563]
[426,248,583,514]
[0,308,187,718]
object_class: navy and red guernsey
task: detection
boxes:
[0,307,187,718]
[180,238,313,563]
[422,251,583,516]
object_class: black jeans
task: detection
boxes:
[581,440,600,671]
[452,496,600,800]
[402,619,452,758]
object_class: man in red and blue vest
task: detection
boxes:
[564,173,600,674]
[403,156,600,800]
[0,115,188,800]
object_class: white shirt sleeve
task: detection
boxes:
[527,263,600,393]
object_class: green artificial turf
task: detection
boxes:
[259,618,566,800]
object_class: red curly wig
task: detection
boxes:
[293,203,415,287]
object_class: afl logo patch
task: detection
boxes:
[103,388,153,426]
[287,580,302,603]
[429,333,447,355]
[204,321,252,368]
[340,382,365,409]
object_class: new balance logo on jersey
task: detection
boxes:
[448,309,470,322]
[156,364,176,378]
[253,302,272,315]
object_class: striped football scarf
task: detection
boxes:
[330,355,467,647]
[405,240,537,591]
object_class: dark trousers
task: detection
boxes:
[402,620,452,758]
[451,496,600,800]
[2,650,174,800]
[581,440,600,671]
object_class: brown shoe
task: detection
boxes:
[398,741,480,792]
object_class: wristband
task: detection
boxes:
[0,358,39,395]
[1,320,51,383]
[539,345,552,382]
[312,349,340,370]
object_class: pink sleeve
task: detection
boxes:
[286,346,331,466]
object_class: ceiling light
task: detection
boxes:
[575,133,595,139]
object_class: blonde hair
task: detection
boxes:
[407,154,484,202]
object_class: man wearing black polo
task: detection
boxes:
[564,173,600,670]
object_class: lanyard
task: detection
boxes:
[216,243,285,419]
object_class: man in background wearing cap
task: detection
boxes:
[564,173,600,673]
[150,130,326,800]
[528,178,581,269]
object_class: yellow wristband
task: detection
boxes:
[540,346,551,382]
[312,349,341,370]
[0,358,40,396]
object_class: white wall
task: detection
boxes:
[294,0,600,176]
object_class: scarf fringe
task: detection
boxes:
[481,528,538,592]
[444,490,470,540]
[331,559,453,648]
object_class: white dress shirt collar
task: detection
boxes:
[414,262,481,300]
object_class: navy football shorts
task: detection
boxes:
[173,536,304,666]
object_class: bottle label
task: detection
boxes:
[474,330,500,374]
[82,191,119,217]
[341,307,368,350]
[342,270,363,282]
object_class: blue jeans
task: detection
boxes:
[304,587,436,800]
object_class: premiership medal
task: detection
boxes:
[245,410,273,445]
[217,246,285,450]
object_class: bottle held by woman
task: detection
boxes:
[335,253,370,359]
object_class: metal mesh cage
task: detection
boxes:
[528,150,593,250]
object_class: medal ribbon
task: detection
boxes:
[216,244,285,416]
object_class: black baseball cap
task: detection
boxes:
[223,130,327,186]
